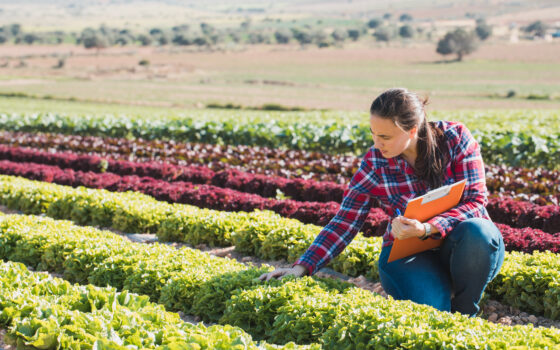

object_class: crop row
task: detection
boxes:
[0,215,319,348]
[1,213,559,348]
[1,175,560,319]
[486,165,559,206]
[0,144,347,203]
[0,130,354,183]
[2,158,560,238]
[0,113,559,169]
[1,143,559,233]
[1,131,558,206]
[0,260,307,349]
[3,108,558,134]
[0,159,387,236]
[487,197,560,234]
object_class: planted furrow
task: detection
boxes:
[0,213,559,348]
[0,112,558,169]
[0,130,354,183]
[1,175,560,320]
[0,259,313,349]
[1,131,558,205]
[0,159,387,236]
[0,144,559,232]
[0,144,347,203]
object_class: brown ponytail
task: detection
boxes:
[370,88,449,189]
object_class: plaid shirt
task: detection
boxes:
[294,120,491,276]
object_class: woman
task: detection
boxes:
[259,88,505,317]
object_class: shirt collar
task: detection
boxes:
[371,148,415,176]
[387,155,416,175]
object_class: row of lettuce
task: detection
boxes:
[0,130,356,184]
[1,175,560,321]
[2,130,558,207]
[1,213,559,348]
[0,144,557,234]
[0,159,386,237]
[1,159,560,250]
[0,113,558,169]
[2,108,556,134]
[0,144,348,203]
[1,131,557,206]
[0,222,313,349]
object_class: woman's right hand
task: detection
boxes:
[258,264,308,282]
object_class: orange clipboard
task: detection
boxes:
[387,179,468,263]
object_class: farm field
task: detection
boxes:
[1,0,560,347]
[0,105,559,347]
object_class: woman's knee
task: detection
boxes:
[447,218,505,284]
[452,218,501,249]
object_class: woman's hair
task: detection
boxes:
[370,88,449,189]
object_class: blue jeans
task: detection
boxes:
[378,218,505,317]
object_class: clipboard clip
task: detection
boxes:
[421,184,451,204]
[420,179,467,205]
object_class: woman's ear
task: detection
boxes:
[409,126,418,139]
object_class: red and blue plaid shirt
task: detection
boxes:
[294,120,491,276]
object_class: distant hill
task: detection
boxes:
[0,0,558,31]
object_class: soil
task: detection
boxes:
[0,329,15,350]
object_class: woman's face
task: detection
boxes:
[369,114,417,158]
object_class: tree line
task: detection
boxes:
[0,18,553,61]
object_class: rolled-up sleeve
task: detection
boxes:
[427,124,489,239]
[293,149,379,275]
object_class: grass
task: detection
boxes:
[0,51,558,111]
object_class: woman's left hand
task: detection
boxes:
[391,216,424,240]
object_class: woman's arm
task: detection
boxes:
[260,149,379,281]
[292,188,374,275]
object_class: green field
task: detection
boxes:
[1,96,558,135]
